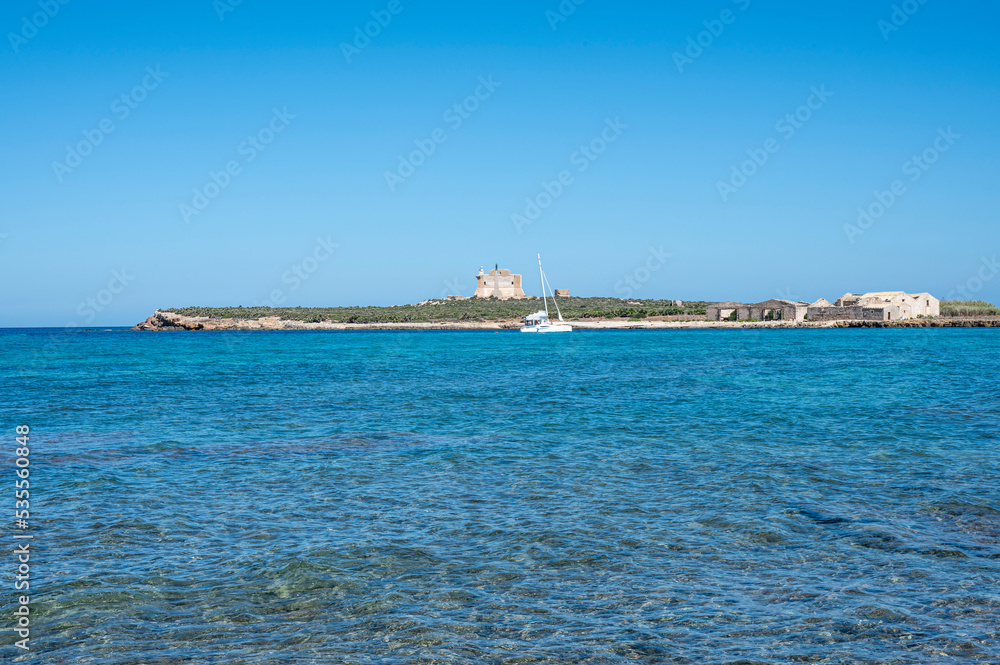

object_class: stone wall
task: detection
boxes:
[862,306,897,321]
[807,305,901,322]
[809,306,860,322]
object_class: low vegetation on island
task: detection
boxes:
[165,297,710,324]
[940,300,1000,317]
[141,298,999,330]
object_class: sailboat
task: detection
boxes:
[520,254,572,333]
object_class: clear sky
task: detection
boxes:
[1,0,998,326]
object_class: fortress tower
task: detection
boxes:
[473,265,525,299]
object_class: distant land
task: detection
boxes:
[132,298,1000,331]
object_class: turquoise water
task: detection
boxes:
[2,328,999,663]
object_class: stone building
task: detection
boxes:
[708,292,940,322]
[705,301,744,321]
[809,291,940,322]
[706,299,808,321]
[737,299,810,322]
[835,291,939,317]
[473,266,525,299]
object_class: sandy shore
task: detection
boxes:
[132,310,1000,331]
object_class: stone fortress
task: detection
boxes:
[707,291,940,322]
[473,266,525,299]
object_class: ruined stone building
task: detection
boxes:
[706,299,809,321]
[739,299,810,322]
[808,291,940,322]
[707,292,940,322]
[473,266,525,299]
[706,301,743,321]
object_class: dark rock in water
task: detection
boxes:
[796,507,849,525]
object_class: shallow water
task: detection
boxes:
[1,328,998,663]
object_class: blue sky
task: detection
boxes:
[1,0,998,326]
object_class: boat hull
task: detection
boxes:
[520,324,572,333]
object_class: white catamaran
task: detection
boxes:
[520,254,572,333]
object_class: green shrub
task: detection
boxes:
[940,300,1000,317]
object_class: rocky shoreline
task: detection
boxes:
[132,310,1000,331]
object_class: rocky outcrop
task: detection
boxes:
[134,310,206,330]
[131,310,517,331]
[831,317,1000,328]
[133,310,344,331]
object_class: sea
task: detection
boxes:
[1,327,998,664]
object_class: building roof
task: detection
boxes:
[752,299,801,308]
[860,291,907,299]
[709,301,744,308]
[810,298,832,307]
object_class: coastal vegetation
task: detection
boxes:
[165,297,709,324]
[940,300,1000,317]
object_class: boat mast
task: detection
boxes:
[537,253,549,319]
[544,270,564,322]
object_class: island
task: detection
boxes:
[133,297,1000,331]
